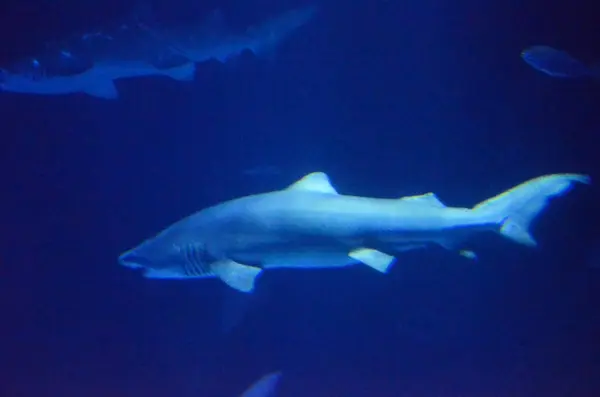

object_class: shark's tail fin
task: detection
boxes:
[472,174,590,246]
[246,5,318,58]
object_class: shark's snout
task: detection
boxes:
[118,249,150,269]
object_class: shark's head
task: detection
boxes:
[0,69,32,92]
[118,247,151,269]
[0,62,121,98]
[0,63,61,94]
[119,238,214,279]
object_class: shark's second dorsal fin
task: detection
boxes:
[400,192,446,207]
[286,172,338,194]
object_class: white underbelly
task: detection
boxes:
[259,250,358,269]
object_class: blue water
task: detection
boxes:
[1,0,599,396]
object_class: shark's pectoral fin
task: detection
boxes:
[286,172,338,194]
[83,80,119,99]
[349,248,395,273]
[211,260,262,293]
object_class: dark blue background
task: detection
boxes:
[1,0,599,396]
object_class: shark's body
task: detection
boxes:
[154,5,317,63]
[0,5,314,99]
[0,60,195,99]
[119,172,589,292]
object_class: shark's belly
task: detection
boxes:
[246,249,359,270]
[11,83,72,94]
[218,236,360,269]
[203,191,488,268]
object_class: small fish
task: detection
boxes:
[521,45,598,79]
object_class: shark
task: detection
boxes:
[0,59,195,99]
[118,172,590,293]
[144,5,318,64]
[0,5,314,99]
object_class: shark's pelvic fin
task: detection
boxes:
[400,192,446,207]
[211,260,262,293]
[83,80,119,99]
[286,172,339,194]
[349,248,395,273]
[473,173,590,246]
[459,249,478,260]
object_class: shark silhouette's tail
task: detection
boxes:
[472,173,590,246]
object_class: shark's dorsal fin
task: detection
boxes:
[238,371,281,397]
[286,172,338,194]
[400,192,446,207]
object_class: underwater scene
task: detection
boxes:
[1,0,599,396]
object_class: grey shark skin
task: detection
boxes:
[119,172,590,292]
[158,5,317,64]
[0,60,195,99]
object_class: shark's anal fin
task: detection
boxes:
[349,248,395,273]
[83,80,119,99]
[286,172,338,194]
[211,260,262,293]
